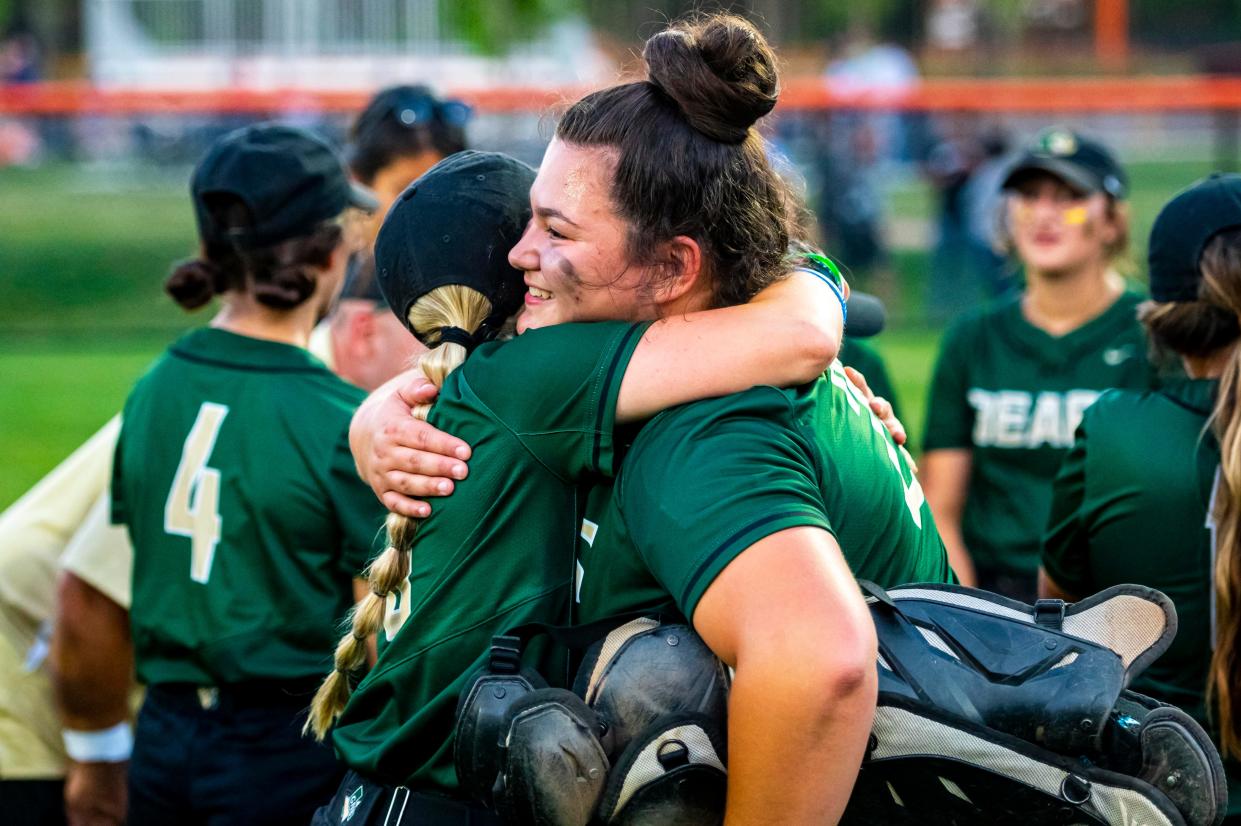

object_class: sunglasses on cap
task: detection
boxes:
[382,90,472,130]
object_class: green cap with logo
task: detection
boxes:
[1001,127,1128,200]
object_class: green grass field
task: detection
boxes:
[0,156,1219,509]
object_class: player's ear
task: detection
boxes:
[650,235,703,306]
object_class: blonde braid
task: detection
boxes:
[307,284,494,739]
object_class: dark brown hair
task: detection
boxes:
[555,13,792,309]
[165,197,342,312]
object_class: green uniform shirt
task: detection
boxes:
[577,360,953,625]
[923,291,1154,577]
[840,338,902,422]
[112,328,385,686]
[330,321,647,791]
[1040,379,1240,815]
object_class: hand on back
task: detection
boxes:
[349,366,472,517]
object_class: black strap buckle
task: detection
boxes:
[1034,599,1066,630]
[488,635,523,674]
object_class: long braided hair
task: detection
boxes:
[307,285,494,739]
[306,150,534,740]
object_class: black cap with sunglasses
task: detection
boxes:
[347,85,472,183]
[1001,127,1128,200]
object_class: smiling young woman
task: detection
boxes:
[920,127,1156,602]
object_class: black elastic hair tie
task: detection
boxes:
[437,326,477,351]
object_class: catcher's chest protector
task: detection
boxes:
[846,582,1227,826]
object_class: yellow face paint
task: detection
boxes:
[1063,205,1089,226]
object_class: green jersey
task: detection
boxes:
[1040,379,1240,816]
[577,360,953,625]
[331,321,647,791]
[923,291,1154,578]
[112,328,385,686]
[840,338,902,422]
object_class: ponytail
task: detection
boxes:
[1200,228,1241,759]
[307,284,493,740]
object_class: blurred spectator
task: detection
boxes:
[923,118,1013,322]
[926,0,983,52]
[814,121,890,289]
[1,26,41,85]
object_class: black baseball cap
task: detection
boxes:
[1001,127,1128,199]
[1148,173,1241,302]
[192,123,378,251]
[375,150,535,345]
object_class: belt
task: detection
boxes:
[148,678,323,712]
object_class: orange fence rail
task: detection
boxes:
[4,76,1241,116]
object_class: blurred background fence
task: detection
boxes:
[2,0,1240,506]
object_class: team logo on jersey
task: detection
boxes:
[968,388,1101,449]
[1102,345,1135,366]
[341,786,364,822]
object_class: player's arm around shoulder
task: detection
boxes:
[692,526,878,826]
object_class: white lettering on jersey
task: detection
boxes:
[968,389,1101,449]
[576,519,598,604]
[830,363,924,527]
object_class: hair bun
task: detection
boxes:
[165,258,225,310]
[643,15,779,144]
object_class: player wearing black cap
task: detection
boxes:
[921,126,1156,601]
[319,85,473,390]
[111,123,387,825]
[1041,173,1241,823]
[306,142,850,823]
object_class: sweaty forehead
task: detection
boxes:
[533,140,618,222]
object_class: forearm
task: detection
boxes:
[50,573,132,730]
[724,651,877,825]
[939,519,976,587]
[617,271,843,423]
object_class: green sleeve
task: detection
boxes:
[460,321,650,481]
[922,321,974,452]
[1040,416,1096,597]
[617,390,833,620]
[325,423,387,577]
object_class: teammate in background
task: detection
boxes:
[921,127,1154,600]
[345,16,938,824]
[1040,173,1241,823]
[313,84,468,381]
[109,124,386,826]
[0,421,129,826]
[19,89,451,826]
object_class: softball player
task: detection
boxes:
[921,127,1155,601]
[341,15,933,823]
[111,123,386,826]
[316,85,470,389]
[1040,173,1241,823]
[309,136,848,818]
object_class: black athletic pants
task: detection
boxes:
[312,771,501,826]
[128,682,343,826]
[0,779,67,826]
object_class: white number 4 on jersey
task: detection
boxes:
[164,402,229,583]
